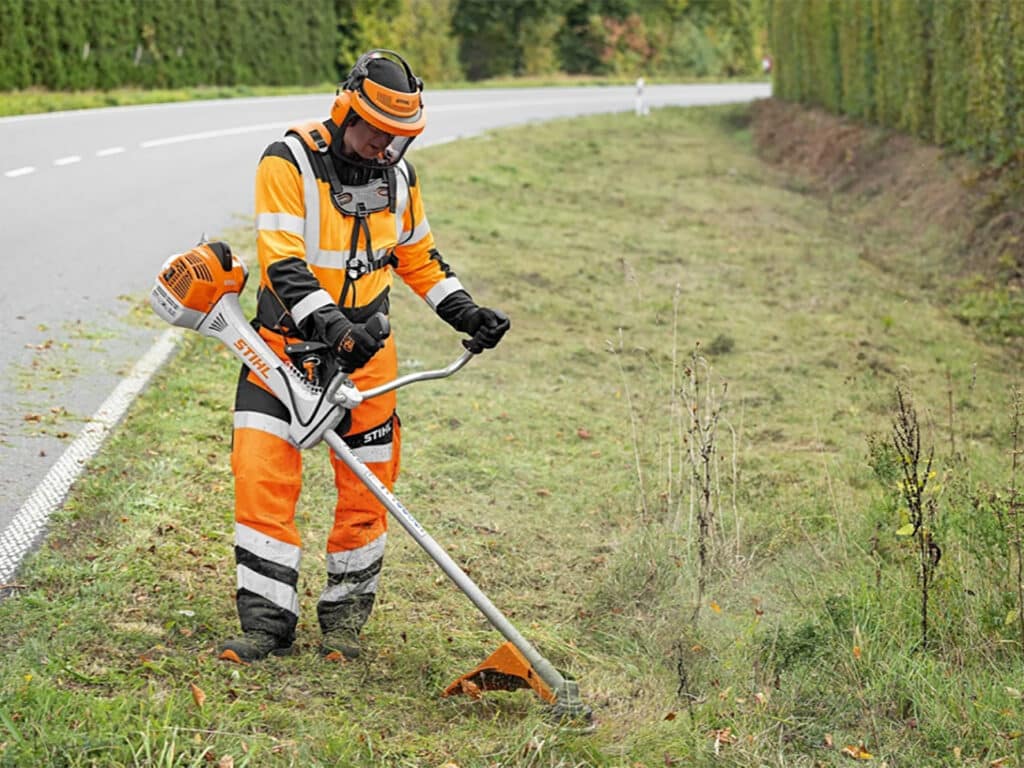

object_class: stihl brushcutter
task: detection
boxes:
[149,241,592,725]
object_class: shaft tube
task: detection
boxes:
[325,431,567,694]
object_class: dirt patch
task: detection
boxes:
[750,98,1024,289]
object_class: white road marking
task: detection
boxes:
[4,166,35,178]
[0,328,183,583]
[96,146,125,157]
[54,155,82,166]
[140,120,301,148]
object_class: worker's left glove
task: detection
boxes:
[436,290,510,353]
[460,306,510,353]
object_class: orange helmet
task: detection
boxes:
[331,50,425,166]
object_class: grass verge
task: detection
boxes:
[0,75,757,118]
[1,103,1022,766]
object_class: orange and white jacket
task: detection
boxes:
[253,120,465,337]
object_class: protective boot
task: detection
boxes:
[219,630,295,663]
[319,594,375,659]
[219,591,298,663]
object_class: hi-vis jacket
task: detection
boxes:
[254,120,465,335]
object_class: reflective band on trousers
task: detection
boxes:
[234,410,293,444]
[321,573,381,604]
[236,522,302,571]
[349,443,393,463]
[326,532,386,575]
[238,564,300,617]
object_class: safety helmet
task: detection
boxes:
[331,49,425,167]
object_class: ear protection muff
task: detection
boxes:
[331,49,424,136]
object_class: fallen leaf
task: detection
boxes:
[853,645,862,659]
[190,682,206,709]
[460,679,482,700]
[536,488,551,497]
[841,745,873,760]
[710,601,722,613]
[218,757,234,768]
[23,413,42,422]
[218,649,248,666]
[824,733,834,748]
[577,428,592,439]
[710,728,732,755]
[664,711,676,721]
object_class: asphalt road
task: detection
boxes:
[0,81,771,578]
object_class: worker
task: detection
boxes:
[219,49,510,663]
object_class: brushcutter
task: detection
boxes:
[149,241,592,726]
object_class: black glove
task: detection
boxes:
[436,290,511,353]
[323,314,385,372]
[459,306,510,353]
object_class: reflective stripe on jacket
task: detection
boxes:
[254,128,465,331]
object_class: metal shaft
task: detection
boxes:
[325,431,567,694]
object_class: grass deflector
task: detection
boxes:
[149,240,592,726]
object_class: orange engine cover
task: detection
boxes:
[156,241,247,315]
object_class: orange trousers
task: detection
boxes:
[229,329,399,641]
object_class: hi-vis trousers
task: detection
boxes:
[229,329,399,643]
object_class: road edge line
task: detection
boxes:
[0,327,183,584]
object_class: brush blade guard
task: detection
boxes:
[442,641,556,703]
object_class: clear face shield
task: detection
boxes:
[381,134,417,166]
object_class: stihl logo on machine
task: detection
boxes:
[233,338,272,377]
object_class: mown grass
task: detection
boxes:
[1,103,1022,767]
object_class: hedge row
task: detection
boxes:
[0,0,764,93]
[769,0,1024,165]
[0,0,346,90]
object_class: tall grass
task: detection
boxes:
[1,103,1021,766]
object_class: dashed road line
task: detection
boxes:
[4,166,35,178]
[54,155,82,166]
[96,146,125,157]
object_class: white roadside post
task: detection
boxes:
[635,76,649,116]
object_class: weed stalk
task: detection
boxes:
[892,385,939,650]
[1009,387,1023,649]
[682,344,726,621]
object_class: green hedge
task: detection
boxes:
[0,0,346,90]
[769,0,1024,165]
[1,0,763,93]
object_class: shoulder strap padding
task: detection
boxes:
[286,120,332,153]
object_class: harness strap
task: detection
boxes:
[282,123,406,310]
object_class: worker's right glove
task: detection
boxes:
[324,314,385,372]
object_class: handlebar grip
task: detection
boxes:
[364,313,391,342]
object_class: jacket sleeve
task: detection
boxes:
[391,160,470,314]
[254,141,345,343]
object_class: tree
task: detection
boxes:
[453,0,568,80]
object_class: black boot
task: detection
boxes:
[220,591,297,663]
[219,630,295,663]
[318,595,375,659]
